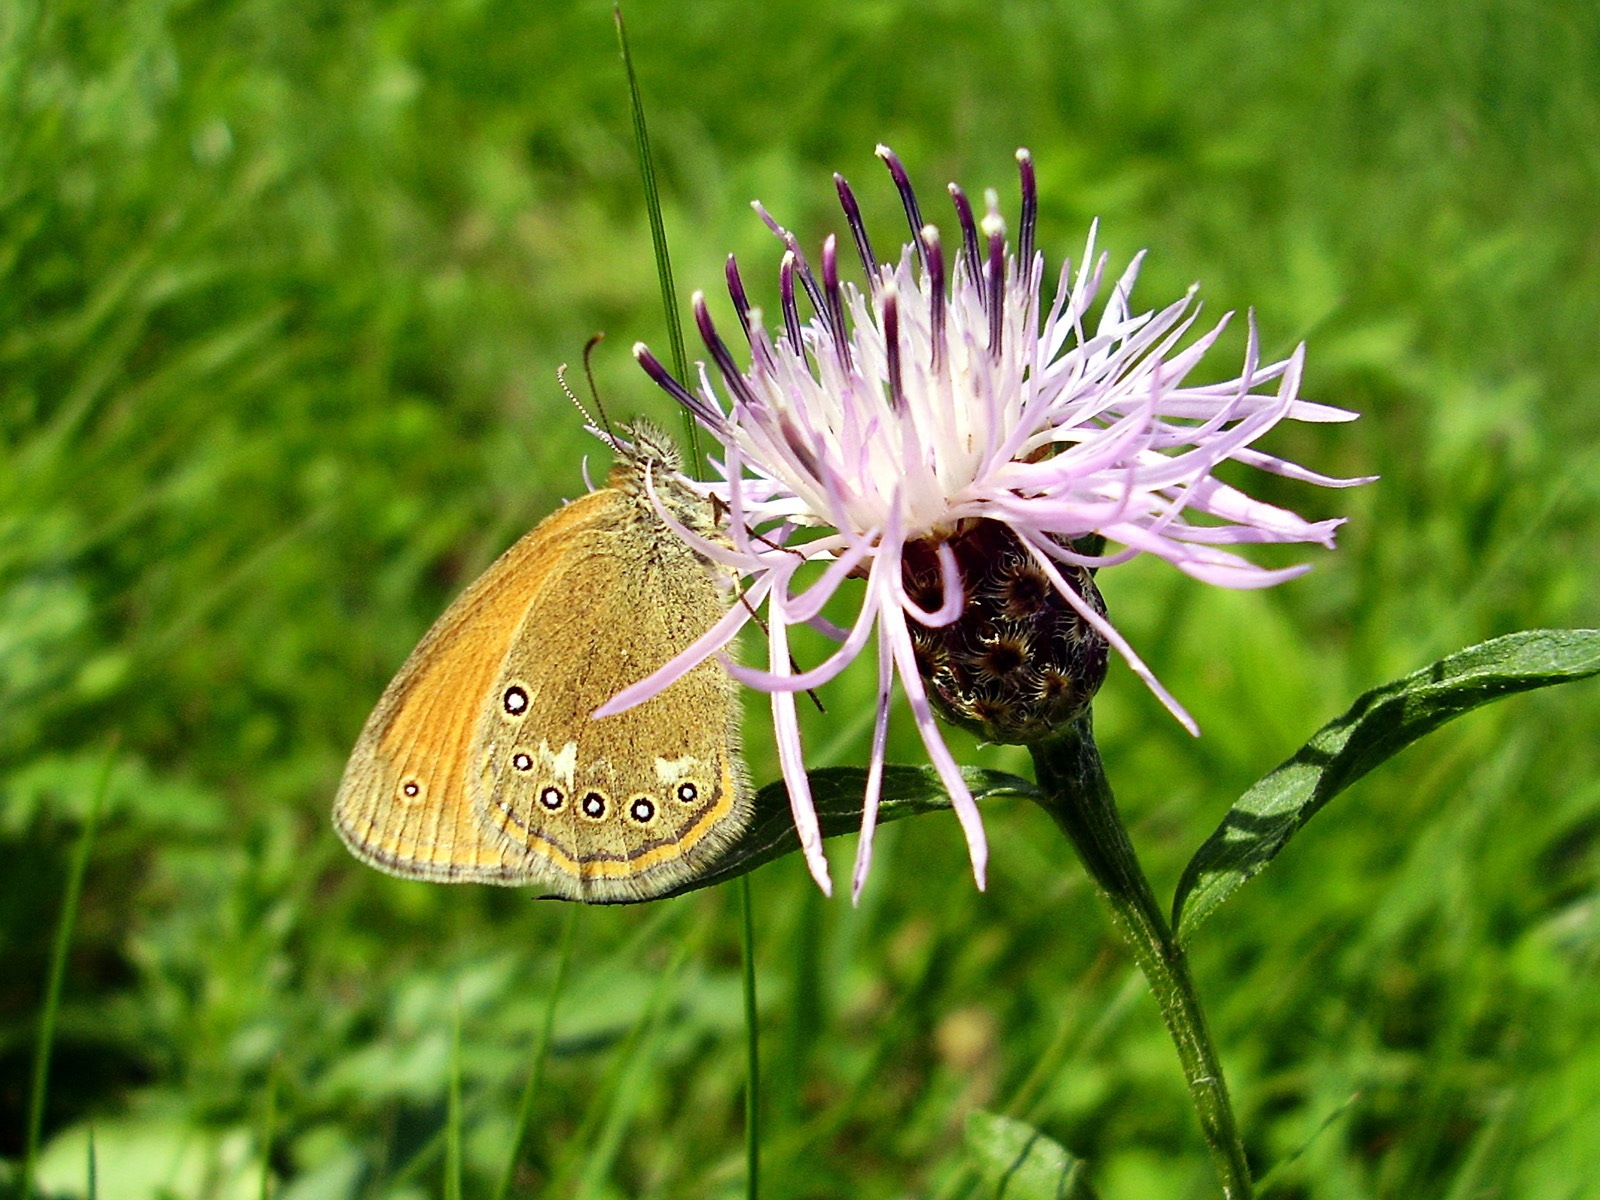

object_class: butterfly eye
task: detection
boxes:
[512,752,533,772]
[675,782,698,804]
[539,786,564,811]
[580,792,606,819]
[629,797,656,824]
[502,685,530,716]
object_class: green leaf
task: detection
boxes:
[964,1111,1097,1200]
[656,765,1039,902]
[1173,629,1600,942]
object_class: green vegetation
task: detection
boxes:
[3,0,1598,1197]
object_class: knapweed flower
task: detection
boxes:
[602,146,1369,899]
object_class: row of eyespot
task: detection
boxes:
[394,772,700,822]
[527,777,701,824]
[497,687,702,824]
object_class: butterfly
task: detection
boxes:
[334,422,752,902]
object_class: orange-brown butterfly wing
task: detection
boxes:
[332,491,614,884]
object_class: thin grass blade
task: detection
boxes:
[614,1,699,462]
[20,743,115,1200]
[740,875,761,1200]
[445,994,464,1200]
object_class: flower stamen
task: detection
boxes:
[778,251,808,366]
[982,195,1007,360]
[883,283,905,413]
[724,256,754,338]
[1016,148,1038,278]
[821,235,852,375]
[876,144,927,268]
[693,293,761,411]
[834,171,878,278]
[947,182,982,289]
[922,225,948,379]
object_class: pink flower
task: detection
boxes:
[605,147,1370,899]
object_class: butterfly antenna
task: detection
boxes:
[582,333,624,449]
[556,364,601,435]
[557,334,622,452]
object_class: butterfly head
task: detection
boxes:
[615,418,683,476]
[603,419,722,539]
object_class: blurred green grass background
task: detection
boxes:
[3,0,1598,1196]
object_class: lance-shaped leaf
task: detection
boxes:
[964,1111,1098,1200]
[1173,629,1600,943]
[551,766,1038,904]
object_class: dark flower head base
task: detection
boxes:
[904,521,1108,746]
[610,146,1371,899]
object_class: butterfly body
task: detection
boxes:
[334,425,751,903]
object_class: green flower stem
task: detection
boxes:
[1030,716,1252,1200]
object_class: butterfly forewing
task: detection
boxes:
[333,493,613,885]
